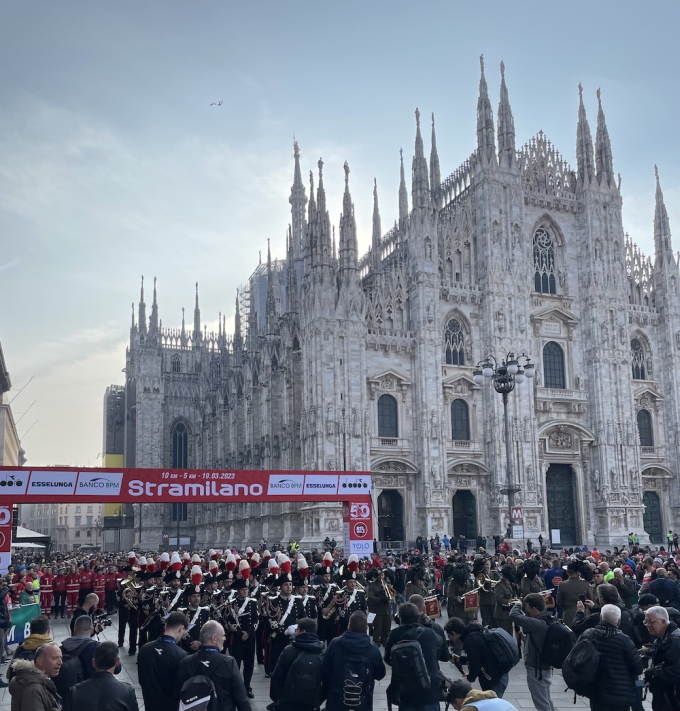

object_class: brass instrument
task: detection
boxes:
[380,574,396,602]
[475,573,500,592]
[268,595,285,635]
[322,590,347,620]
[121,578,141,611]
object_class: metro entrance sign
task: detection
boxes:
[0,466,374,556]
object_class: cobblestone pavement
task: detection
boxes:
[0,614,653,710]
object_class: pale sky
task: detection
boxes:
[1,1,679,466]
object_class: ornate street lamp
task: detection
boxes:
[473,353,534,538]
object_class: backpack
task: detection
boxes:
[561,631,601,698]
[282,650,323,708]
[179,674,217,711]
[481,627,520,677]
[387,627,431,706]
[54,641,92,711]
[341,649,375,709]
[541,618,575,668]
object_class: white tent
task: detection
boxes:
[14,525,50,548]
[12,541,45,549]
[16,526,48,539]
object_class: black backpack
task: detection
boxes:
[541,618,575,668]
[54,641,92,711]
[179,674,217,711]
[387,627,431,707]
[561,630,601,698]
[282,650,323,709]
[341,649,375,709]
[480,627,520,676]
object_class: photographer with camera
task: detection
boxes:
[70,593,109,636]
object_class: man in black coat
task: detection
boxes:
[270,617,324,711]
[137,611,188,711]
[644,606,680,711]
[70,641,138,711]
[581,604,642,711]
[177,620,251,711]
[322,611,385,711]
[408,593,449,662]
[384,603,450,711]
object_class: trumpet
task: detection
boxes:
[381,575,396,603]
[475,573,500,591]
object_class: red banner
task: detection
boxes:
[342,501,374,557]
[0,505,11,574]
[0,467,372,504]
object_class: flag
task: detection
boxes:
[7,603,41,645]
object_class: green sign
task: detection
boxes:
[7,603,41,645]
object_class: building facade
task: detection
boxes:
[0,342,25,468]
[118,60,680,549]
[20,503,104,552]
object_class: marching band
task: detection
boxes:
[108,547,369,695]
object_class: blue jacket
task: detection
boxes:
[321,631,385,711]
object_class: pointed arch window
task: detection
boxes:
[171,354,181,373]
[631,338,651,380]
[637,409,654,447]
[171,422,188,468]
[444,319,465,365]
[543,341,566,389]
[377,394,398,438]
[451,399,470,441]
[533,227,557,294]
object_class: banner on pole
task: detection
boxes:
[7,603,41,646]
[0,467,374,557]
[0,467,372,504]
[0,505,12,574]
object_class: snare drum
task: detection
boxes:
[424,595,441,619]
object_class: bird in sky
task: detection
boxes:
[210,99,223,106]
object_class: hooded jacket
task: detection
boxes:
[8,659,61,711]
[270,632,324,710]
[322,630,386,711]
[60,635,97,679]
[461,689,517,710]
[8,634,53,681]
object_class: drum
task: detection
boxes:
[463,590,479,613]
[424,595,441,619]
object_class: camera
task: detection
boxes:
[94,611,112,629]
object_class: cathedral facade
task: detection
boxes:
[119,59,680,550]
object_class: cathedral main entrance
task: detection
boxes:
[377,490,404,542]
[452,490,477,539]
[643,491,663,543]
[546,464,578,545]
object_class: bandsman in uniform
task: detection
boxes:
[293,565,318,620]
[178,566,211,653]
[229,575,258,699]
[266,570,301,676]
[337,555,368,631]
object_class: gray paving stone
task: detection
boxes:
[0,614,653,711]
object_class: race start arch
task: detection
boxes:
[0,467,374,563]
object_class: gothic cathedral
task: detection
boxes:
[119,59,679,549]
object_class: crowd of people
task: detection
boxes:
[0,536,679,710]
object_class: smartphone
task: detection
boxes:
[579,594,586,602]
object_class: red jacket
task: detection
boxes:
[40,574,54,591]
[53,575,67,593]
[66,574,80,592]
[104,572,118,591]
[93,574,106,593]
[79,571,95,589]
